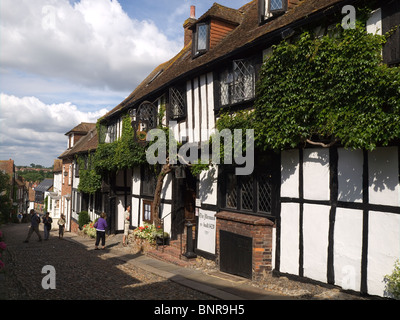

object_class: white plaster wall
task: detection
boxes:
[303,203,330,283]
[334,207,363,291]
[206,72,215,134]
[366,8,382,35]
[132,166,141,196]
[368,147,399,207]
[193,78,200,143]
[280,202,300,275]
[117,196,124,231]
[367,210,400,297]
[186,80,194,143]
[131,196,140,227]
[160,203,172,235]
[197,209,216,254]
[199,167,218,205]
[338,148,363,203]
[183,74,215,144]
[281,149,299,198]
[303,148,330,201]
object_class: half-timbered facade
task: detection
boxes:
[93,0,399,298]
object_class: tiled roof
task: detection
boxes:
[65,122,96,136]
[193,2,245,26]
[58,127,98,159]
[35,178,53,192]
[0,159,14,177]
[103,0,344,120]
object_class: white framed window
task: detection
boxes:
[68,164,72,185]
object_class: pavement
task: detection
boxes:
[0,222,291,301]
[63,231,291,300]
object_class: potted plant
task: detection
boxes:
[155,225,169,246]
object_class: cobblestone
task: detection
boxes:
[1,223,215,300]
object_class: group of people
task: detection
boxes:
[23,209,65,243]
[22,205,131,250]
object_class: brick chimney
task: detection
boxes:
[183,5,196,47]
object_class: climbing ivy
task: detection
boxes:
[78,115,146,193]
[77,153,102,194]
[254,21,400,151]
[93,115,146,174]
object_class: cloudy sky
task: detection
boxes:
[0,0,249,167]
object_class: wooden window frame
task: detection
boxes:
[193,22,210,57]
[169,85,187,120]
[142,199,153,224]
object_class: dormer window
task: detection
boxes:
[269,0,287,13]
[193,23,209,56]
[259,0,288,23]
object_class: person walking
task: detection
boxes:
[58,214,66,239]
[23,209,42,243]
[94,212,108,250]
[42,212,53,240]
[122,205,130,247]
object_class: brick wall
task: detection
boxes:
[216,211,274,279]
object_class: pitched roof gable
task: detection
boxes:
[103,0,344,120]
[59,127,98,159]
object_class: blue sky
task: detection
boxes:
[0,0,250,167]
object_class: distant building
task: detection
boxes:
[34,178,53,214]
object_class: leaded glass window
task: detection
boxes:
[233,59,255,103]
[137,102,157,129]
[225,174,237,209]
[193,23,209,56]
[222,166,273,216]
[197,24,208,51]
[169,86,187,120]
[219,58,255,107]
[141,166,157,196]
[269,0,287,13]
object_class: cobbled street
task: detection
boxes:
[1,223,215,300]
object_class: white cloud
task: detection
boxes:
[0,0,181,91]
[0,93,108,166]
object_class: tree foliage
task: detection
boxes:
[254,22,400,151]
[0,171,12,224]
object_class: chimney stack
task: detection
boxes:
[183,5,197,47]
[190,5,195,19]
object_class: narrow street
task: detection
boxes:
[1,223,215,300]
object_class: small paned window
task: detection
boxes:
[221,165,273,216]
[141,166,157,196]
[193,23,209,56]
[169,86,187,120]
[143,200,153,223]
[219,58,256,107]
[259,0,288,23]
[269,0,286,12]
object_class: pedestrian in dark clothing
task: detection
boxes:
[24,210,42,243]
[94,212,108,250]
[42,212,53,240]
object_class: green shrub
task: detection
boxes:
[78,211,90,230]
[385,259,400,299]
